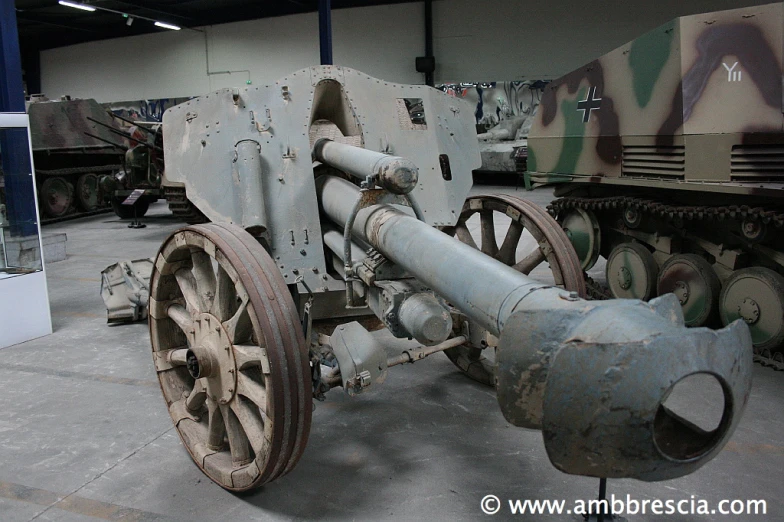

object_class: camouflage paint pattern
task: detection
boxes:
[527,2,784,193]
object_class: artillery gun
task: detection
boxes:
[526,2,784,366]
[150,66,753,491]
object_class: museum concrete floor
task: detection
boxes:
[1,185,782,521]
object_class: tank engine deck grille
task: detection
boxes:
[731,145,784,181]
[622,145,685,179]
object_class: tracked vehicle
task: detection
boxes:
[150,66,752,492]
[27,98,120,220]
[526,2,784,363]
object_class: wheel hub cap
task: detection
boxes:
[188,312,237,404]
[738,298,760,325]
[674,281,690,305]
[618,266,632,290]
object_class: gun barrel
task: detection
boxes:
[316,173,754,481]
[313,139,419,195]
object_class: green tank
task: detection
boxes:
[526,1,784,364]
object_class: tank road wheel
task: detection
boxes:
[39,177,74,218]
[149,223,312,491]
[75,173,101,211]
[605,242,659,301]
[443,194,585,385]
[656,254,721,327]
[559,208,601,271]
[719,267,784,352]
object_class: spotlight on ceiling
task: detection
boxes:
[58,1,96,11]
[126,16,134,26]
[154,21,181,31]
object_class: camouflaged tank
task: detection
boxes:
[27,98,123,220]
[526,1,784,363]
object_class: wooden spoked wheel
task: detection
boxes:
[149,223,311,491]
[442,195,585,386]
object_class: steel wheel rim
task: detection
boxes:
[40,177,74,217]
[657,254,720,327]
[606,242,658,300]
[719,267,784,350]
[560,208,601,271]
[442,194,585,386]
[76,173,100,211]
[149,223,311,491]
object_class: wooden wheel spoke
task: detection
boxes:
[185,379,207,412]
[237,373,268,413]
[455,222,478,250]
[206,400,226,450]
[223,298,252,343]
[221,404,252,466]
[174,268,202,313]
[234,344,264,371]
[191,251,217,312]
[230,400,267,456]
[513,248,546,275]
[497,221,524,265]
[211,266,235,321]
[167,304,193,334]
[479,210,499,257]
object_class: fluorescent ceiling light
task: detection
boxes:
[58,1,96,11]
[154,21,181,30]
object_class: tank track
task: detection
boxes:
[551,195,784,371]
[164,187,208,224]
[548,196,784,228]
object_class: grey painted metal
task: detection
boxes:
[162,66,480,291]
[397,292,452,345]
[313,139,419,194]
[329,321,388,395]
[317,173,754,481]
[318,175,541,336]
[234,140,267,231]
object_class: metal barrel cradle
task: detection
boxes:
[149,65,755,493]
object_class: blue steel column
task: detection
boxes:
[318,0,333,65]
[0,0,37,237]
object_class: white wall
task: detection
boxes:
[40,0,774,102]
[40,3,424,102]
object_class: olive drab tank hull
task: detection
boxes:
[526,2,784,363]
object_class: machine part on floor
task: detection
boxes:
[100,258,153,323]
[528,2,784,354]
[154,66,754,492]
[440,193,585,385]
[39,177,74,218]
[606,242,658,300]
[75,173,101,211]
[656,254,721,328]
[149,224,311,491]
[28,98,123,222]
[720,267,784,350]
[560,208,600,271]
